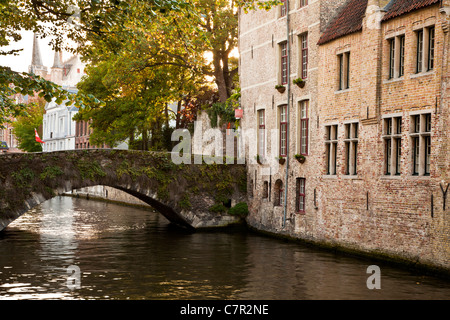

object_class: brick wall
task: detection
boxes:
[240,1,450,272]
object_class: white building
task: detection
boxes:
[42,89,79,152]
[29,33,87,152]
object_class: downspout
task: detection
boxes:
[283,0,291,228]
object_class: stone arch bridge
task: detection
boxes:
[0,150,247,232]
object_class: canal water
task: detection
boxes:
[0,196,449,300]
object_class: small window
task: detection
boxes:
[338,52,350,90]
[344,122,358,175]
[296,178,306,213]
[258,110,265,157]
[299,100,309,155]
[410,113,432,176]
[280,0,287,17]
[416,26,435,73]
[299,33,308,79]
[416,29,424,73]
[427,26,435,71]
[388,34,405,79]
[383,116,402,176]
[389,38,396,79]
[280,42,288,85]
[263,181,269,199]
[274,179,284,206]
[279,105,288,157]
[399,35,405,77]
[325,124,338,175]
[299,0,308,7]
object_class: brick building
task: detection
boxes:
[239,0,450,271]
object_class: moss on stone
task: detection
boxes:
[178,194,192,210]
[76,159,106,180]
[39,166,64,180]
[11,168,35,189]
[228,202,249,217]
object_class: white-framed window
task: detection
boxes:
[410,113,431,176]
[388,34,405,79]
[383,116,402,176]
[416,26,435,73]
[325,124,338,175]
[344,122,358,176]
[298,100,309,155]
[280,42,288,85]
[299,33,308,80]
[337,51,350,90]
[279,105,288,157]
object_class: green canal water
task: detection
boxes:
[0,196,449,300]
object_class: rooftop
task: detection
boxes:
[318,0,441,45]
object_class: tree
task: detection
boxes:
[0,0,187,125]
[1,0,278,125]
[12,97,45,152]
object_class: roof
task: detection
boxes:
[382,0,440,21]
[317,0,368,45]
[318,0,440,45]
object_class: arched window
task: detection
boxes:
[274,179,283,206]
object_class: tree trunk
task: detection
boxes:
[175,100,182,129]
[213,51,230,103]
[142,129,148,150]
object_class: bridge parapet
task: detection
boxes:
[0,150,248,231]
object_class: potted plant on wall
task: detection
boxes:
[275,84,286,93]
[293,77,305,88]
[277,156,286,165]
[294,154,306,163]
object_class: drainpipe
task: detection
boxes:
[283,0,291,228]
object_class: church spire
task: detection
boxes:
[31,33,43,68]
[29,32,47,77]
[52,50,63,68]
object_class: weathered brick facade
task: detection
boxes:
[239,0,450,272]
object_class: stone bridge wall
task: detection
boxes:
[0,150,247,231]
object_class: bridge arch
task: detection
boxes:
[0,150,247,232]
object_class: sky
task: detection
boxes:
[0,30,69,73]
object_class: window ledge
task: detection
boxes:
[341,175,360,180]
[322,175,338,179]
[407,175,431,179]
[383,77,404,84]
[410,70,435,79]
[334,88,351,94]
[380,175,402,180]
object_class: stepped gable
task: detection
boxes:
[317,0,368,45]
[382,0,440,21]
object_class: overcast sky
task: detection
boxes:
[0,30,67,73]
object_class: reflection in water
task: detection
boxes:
[0,196,449,300]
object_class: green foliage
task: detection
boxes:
[40,166,64,180]
[209,203,227,213]
[76,159,106,180]
[228,202,248,217]
[116,159,141,180]
[11,168,35,189]
[206,102,236,128]
[12,98,45,152]
[178,194,192,210]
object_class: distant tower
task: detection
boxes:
[28,33,48,78]
[50,49,64,85]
